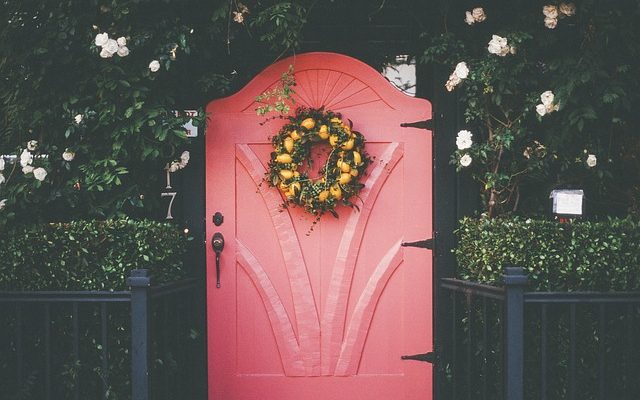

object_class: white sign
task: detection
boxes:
[177,110,198,137]
[550,189,584,215]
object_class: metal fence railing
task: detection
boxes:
[439,267,640,400]
[0,269,206,400]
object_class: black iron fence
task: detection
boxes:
[439,267,640,400]
[0,269,206,400]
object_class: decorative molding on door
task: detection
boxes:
[235,142,405,377]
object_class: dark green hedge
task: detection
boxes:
[455,217,640,291]
[0,219,189,291]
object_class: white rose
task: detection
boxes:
[117,36,127,46]
[33,167,47,181]
[0,173,5,185]
[94,32,109,47]
[536,104,547,116]
[168,162,180,173]
[20,149,33,167]
[104,39,119,55]
[465,11,475,25]
[494,35,508,48]
[180,151,190,164]
[74,114,83,124]
[100,47,113,58]
[544,17,558,29]
[456,136,473,150]
[27,140,38,151]
[117,45,130,57]
[586,154,597,167]
[472,7,486,22]
[454,61,469,79]
[0,199,6,211]
[0,157,4,171]
[149,60,161,73]
[540,90,555,106]
[445,74,461,92]
[543,5,559,19]
[459,154,473,167]
[488,35,508,55]
[62,150,75,161]
[22,165,34,174]
[559,3,576,16]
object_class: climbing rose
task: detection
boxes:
[460,154,472,167]
[586,154,597,167]
[456,130,473,150]
[117,46,130,57]
[454,62,469,79]
[33,167,47,181]
[100,47,112,58]
[488,35,510,56]
[117,36,127,46]
[104,39,118,55]
[62,150,75,162]
[536,104,547,116]
[472,8,486,22]
[149,60,160,72]
[559,3,576,16]
[74,114,83,124]
[544,17,558,29]
[94,32,109,47]
[465,11,475,25]
[543,5,559,19]
[20,149,33,167]
[22,165,34,174]
[27,140,38,151]
[540,91,555,106]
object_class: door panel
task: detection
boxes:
[206,52,433,400]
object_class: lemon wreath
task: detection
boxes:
[267,107,371,217]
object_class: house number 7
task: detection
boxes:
[162,169,177,220]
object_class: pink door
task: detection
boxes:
[205,52,433,400]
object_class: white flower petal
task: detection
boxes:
[460,154,473,167]
[33,167,47,181]
[149,60,160,72]
[586,154,597,167]
[116,36,127,46]
[117,45,130,57]
[94,32,109,47]
[536,104,547,116]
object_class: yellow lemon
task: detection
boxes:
[318,125,329,139]
[290,130,301,140]
[350,169,359,177]
[284,137,294,153]
[329,135,339,147]
[293,171,300,177]
[278,181,289,191]
[301,118,315,130]
[330,184,342,200]
[341,138,355,150]
[279,169,293,180]
[352,151,362,165]
[318,190,330,202]
[339,173,352,185]
[339,160,351,173]
[276,153,293,163]
[330,117,342,124]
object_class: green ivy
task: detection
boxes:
[455,216,640,291]
[0,219,190,291]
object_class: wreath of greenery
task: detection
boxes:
[267,107,371,217]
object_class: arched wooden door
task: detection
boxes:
[205,52,433,400]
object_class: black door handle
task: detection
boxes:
[212,232,225,288]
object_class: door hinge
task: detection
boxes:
[401,238,434,250]
[400,119,433,131]
[401,352,435,364]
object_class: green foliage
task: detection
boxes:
[0,0,313,226]
[420,1,640,217]
[0,219,189,290]
[455,216,640,291]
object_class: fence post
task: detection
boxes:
[503,266,528,400]
[127,269,152,400]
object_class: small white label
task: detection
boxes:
[551,190,584,215]
[177,110,198,137]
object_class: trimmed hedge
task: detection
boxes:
[0,219,190,291]
[455,217,640,291]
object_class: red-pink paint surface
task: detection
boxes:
[205,52,433,400]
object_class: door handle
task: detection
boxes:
[212,232,225,288]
